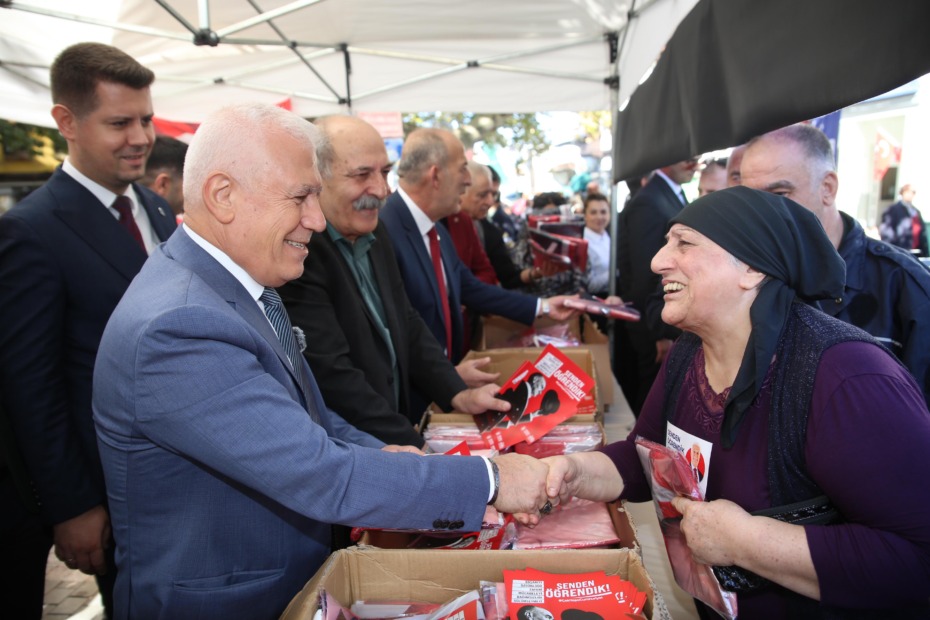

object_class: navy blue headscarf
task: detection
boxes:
[668,186,846,447]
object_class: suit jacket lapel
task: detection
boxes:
[47,169,148,283]
[368,228,403,330]
[435,221,461,309]
[135,185,178,242]
[391,193,445,309]
[164,229,311,409]
[655,175,685,213]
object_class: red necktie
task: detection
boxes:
[113,195,145,251]
[427,227,453,359]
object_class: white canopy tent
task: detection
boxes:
[0,0,698,127]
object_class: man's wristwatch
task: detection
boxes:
[488,460,500,505]
[539,300,551,317]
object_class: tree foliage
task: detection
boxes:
[578,110,612,143]
[402,112,550,156]
[0,119,67,158]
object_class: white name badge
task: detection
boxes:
[666,422,713,497]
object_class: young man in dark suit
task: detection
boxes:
[616,158,696,414]
[0,42,176,618]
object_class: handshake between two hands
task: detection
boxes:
[380,445,624,526]
[490,451,623,526]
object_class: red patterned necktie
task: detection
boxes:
[427,227,454,359]
[112,195,145,251]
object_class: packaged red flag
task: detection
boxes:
[562,297,641,322]
[512,422,603,458]
[529,228,588,273]
[513,498,620,550]
[635,437,738,620]
[474,345,595,451]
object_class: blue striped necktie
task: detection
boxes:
[259,287,320,423]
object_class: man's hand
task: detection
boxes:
[491,453,552,521]
[451,383,509,415]
[381,444,425,455]
[53,505,111,575]
[455,356,500,388]
[541,295,583,321]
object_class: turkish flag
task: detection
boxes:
[873,129,902,181]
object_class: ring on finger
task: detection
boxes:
[539,500,553,515]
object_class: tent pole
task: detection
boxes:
[607,25,623,394]
[342,44,352,113]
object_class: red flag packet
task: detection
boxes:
[526,214,563,229]
[529,228,588,273]
[422,426,496,455]
[502,568,647,618]
[513,498,620,550]
[512,422,603,458]
[634,437,738,620]
[562,297,641,322]
[474,345,595,451]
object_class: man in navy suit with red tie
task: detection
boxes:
[0,42,176,618]
[380,128,579,367]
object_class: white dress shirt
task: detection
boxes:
[62,159,160,254]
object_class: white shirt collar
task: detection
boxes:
[397,186,436,237]
[62,158,141,213]
[182,223,265,303]
[584,226,609,240]
[655,169,685,201]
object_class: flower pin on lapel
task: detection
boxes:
[293,326,307,353]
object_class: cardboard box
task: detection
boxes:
[280,546,662,620]
[577,314,614,408]
[459,346,600,415]
[358,499,638,553]
[479,315,614,408]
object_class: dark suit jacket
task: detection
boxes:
[0,167,176,525]
[278,223,466,446]
[380,191,537,363]
[618,173,684,343]
[479,218,524,289]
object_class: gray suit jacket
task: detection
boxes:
[93,227,489,619]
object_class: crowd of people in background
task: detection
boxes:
[1,39,929,620]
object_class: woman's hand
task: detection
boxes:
[672,496,821,600]
[671,497,752,566]
[543,452,624,504]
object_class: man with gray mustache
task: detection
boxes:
[279,116,511,448]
